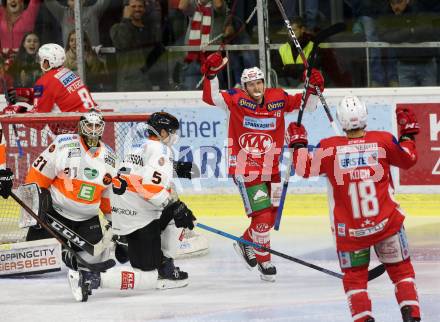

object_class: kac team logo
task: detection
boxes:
[238,132,273,156]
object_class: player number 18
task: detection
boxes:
[348,181,379,219]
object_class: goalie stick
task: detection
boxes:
[10,191,115,272]
[274,21,346,231]
[197,222,386,281]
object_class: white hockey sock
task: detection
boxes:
[100,266,158,290]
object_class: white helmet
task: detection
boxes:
[38,43,66,72]
[240,67,265,89]
[336,95,368,131]
[79,109,105,147]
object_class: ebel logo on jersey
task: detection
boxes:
[337,150,379,169]
[239,132,273,156]
[243,116,276,131]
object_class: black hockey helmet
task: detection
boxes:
[147,112,179,137]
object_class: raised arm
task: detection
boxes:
[201,52,229,109]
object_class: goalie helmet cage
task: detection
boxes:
[0,112,151,244]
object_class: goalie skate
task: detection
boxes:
[175,228,209,259]
[157,257,189,289]
[68,269,101,302]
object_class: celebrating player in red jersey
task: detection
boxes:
[287,96,421,322]
[3,43,96,114]
[201,52,324,281]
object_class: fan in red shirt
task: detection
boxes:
[3,43,96,114]
[287,96,421,322]
[201,52,324,282]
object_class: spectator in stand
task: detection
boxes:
[271,16,351,88]
[0,0,41,56]
[0,55,14,93]
[64,30,107,91]
[178,0,228,90]
[45,0,111,47]
[377,0,439,87]
[110,0,160,91]
[8,31,41,87]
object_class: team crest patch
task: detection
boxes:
[266,100,284,111]
[84,167,99,179]
[103,173,112,185]
[238,98,257,110]
[48,144,56,153]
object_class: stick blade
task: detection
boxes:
[367,263,386,281]
[314,22,347,44]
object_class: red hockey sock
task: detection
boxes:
[343,266,373,321]
[386,259,420,319]
[243,211,273,263]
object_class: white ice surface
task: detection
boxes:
[1,216,439,322]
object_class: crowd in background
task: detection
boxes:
[1,0,440,93]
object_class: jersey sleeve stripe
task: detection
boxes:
[100,197,111,214]
[52,178,106,204]
[25,167,54,188]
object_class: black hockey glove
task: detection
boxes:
[62,248,78,271]
[173,161,200,179]
[113,235,129,264]
[0,168,14,199]
[161,200,196,230]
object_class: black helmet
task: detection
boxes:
[147,112,179,137]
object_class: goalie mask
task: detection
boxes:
[79,109,105,148]
[147,112,180,146]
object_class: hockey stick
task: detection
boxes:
[197,223,386,281]
[1,78,24,157]
[10,191,115,272]
[274,22,346,231]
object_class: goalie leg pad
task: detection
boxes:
[127,219,162,271]
[342,266,373,321]
[100,266,158,290]
[161,221,182,259]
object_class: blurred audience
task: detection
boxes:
[45,0,111,47]
[110,0,161,91]
[178,0,228,90]
[377,0,439,87]
[0,0,41,56]
[64,30,107,91]
[8,31,41,87]
[0,55,14,93]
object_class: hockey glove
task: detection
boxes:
[304,68,324,95]
[201,52,228,79]
[162,200,196,230]
[62,249,78,271]
[396,107,420,140]
[286,122,308,149]
[2,104,28,114]
[0,168,13,199]
[173,161,200,179]
[113,235,129,264]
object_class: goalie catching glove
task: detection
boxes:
[161,200,196,230]
[201,52,228,79]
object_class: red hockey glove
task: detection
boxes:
[2,104,28,114]
[396,107,420,137]
[303,68,324,95]
[201,52,228,78]
[286,122,308,148]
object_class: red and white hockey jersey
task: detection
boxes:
[32,67,96,113]
[203,77,316,176]
[25,134,117,221]
[110,138,173,236]
[294,131,417,251]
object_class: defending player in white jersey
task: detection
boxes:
[24,109,116,273]
[286,96,421,322]
[68,112,197,302]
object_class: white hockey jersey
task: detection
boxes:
[111,138,173,236]
[25,134,117,221]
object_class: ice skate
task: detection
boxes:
[157,257,189,289]
[401,306,421,322]
[68,269,101,302]
[257,261,276,282]
[233,239,257,270]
